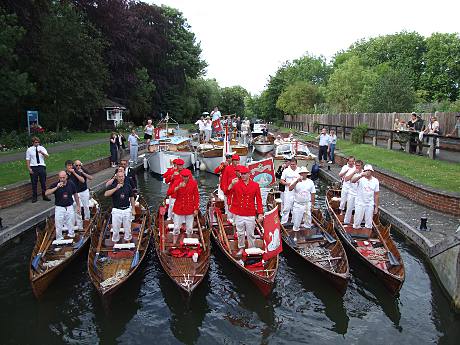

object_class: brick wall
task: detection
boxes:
[0,157,110,209]
[333,155,460,216]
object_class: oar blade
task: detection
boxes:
[323,231,336,244]
[93,253,99,270]
[388,251,399,266]
[131,251,140,268]
[31,253,42,271]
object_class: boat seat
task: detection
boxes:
[52,239,74,245]
[113,243,135,250]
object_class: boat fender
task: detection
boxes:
[143,157,148,170]
[200,162,206,171]
[190,152,196,165]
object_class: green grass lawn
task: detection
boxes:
[0,142,109,187]
[0,131,110,156]
[335,139,460,193]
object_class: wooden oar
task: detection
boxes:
[93,213,110,269]
[373,221,399,266]
[131,208,148,268]
[31,219,52,271]
[215,208,231,252]
[195,213,206,252]
[279,223,297,249]
[311,211,336,244]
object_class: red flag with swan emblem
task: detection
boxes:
[262,206,282,260]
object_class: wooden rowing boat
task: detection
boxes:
[253,135,275,154]
[29,198,100,298]
[326,188,405,295]
[266,190,349,293]
[88,197,152,296]
[153,199,210,295]
[206,191,279,297]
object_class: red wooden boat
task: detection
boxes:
[206,191,278,297]
[326,188,405,295]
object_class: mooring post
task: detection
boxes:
[373,130,378,146]
[429,138,435,160]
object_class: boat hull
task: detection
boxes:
[254,143,275,154]
[198,147,248,174]
[147,151,194,175]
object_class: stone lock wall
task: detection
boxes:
[0,157,111,209]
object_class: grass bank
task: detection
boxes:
[0,131,110,156]
[0,143,109,187]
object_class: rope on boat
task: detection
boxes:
[298,247,336,272]
[100,269,128,288]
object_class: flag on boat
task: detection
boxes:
[212,118,222,132]
[262,206,282,261]
[247,158,276,187]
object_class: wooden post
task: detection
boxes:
[405,140,411,153]
[429,136,435,160]
[373,130,378,146]
[387,131,393,150]
[342,126,346,140]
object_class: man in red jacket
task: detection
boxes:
[221,154,240,223]
[166,158,184,220]
[163,159,178,184]
[167,169,199,244]
[228,165,263,256]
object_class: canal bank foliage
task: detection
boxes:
[247,31,460,121]
[0,0,250,131]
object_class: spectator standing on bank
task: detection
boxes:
[425,116,440,156]
[328,129,337,163]
[110,132,118,168]
[316,128,330,167]
[26,137,51,203]
[116,131,126,162]
[128,129,140,164]
[407,112,425,155]
[447,115,460,137]
[144,119,154,146]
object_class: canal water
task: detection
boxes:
[0,169,459,344]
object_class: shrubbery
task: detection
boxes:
[351,124,368,144]
[0,130,71,150]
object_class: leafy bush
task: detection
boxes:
[0,129,71,150]
[351,124,368,144]
[313,121,320,131]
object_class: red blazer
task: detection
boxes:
[214,161,227,175]
[229,179,263,217]
[163,167,177,184]
[169,178,199,215]
[221,165,237,193]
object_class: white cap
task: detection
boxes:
[363,164,374,172]
[298,166,311,174]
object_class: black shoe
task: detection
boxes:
[42,196,51,201]
[32,198,37,203]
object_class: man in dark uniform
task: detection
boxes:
[45,171,80,240]
[74,160,93,224]
[104,170,136,243]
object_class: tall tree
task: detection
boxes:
[35,1,107,131]
[276,81,322,114]
[220,86,249,115]
[128,67,156,123]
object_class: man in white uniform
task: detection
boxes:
[280,158,301,224]
[195,116,205,142]
[338,156,355,215]
[351,164,379,229]
[342,160,363,225]
[289,167,316,236]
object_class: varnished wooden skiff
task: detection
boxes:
[326,188,405,294]
[153,200,210,295]
[266,190,349,293]
[30,200,100,298]
[88,198,152,296]
[206,191,278,297]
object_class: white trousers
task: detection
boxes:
[343,193,356,224]
[353,203,374,229]
[112,208,132,242]
[339,186,350,211]
[79,188,91,221]
[224,195,234,223]
[55,206,75,240]
[167,197,176,220]
[130,145,139,163]
[173,213,194,235]
[292,202,312,231]
[235,215,256,249]
[281,191,295,224]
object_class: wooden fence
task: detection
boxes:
[284,112,459,135]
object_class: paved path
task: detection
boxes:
[0,138,107,164]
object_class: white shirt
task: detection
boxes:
[204,120,212,131]
[144,124,154,135]
[293,179,316,204]
[340,164,355,188]
[128,134,139,146]
[281,166,301,192]
[328,134,337,145]
[347,170,362,196]
[356,176,379,206]
[318,134,330,146]
[428,121,439,134]
[195,119,205,131]
[212,110,221,121]
[26,145,48,166]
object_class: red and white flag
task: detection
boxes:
[212,118,222,132]
[247,158,276,188]
[262,206,282,260]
